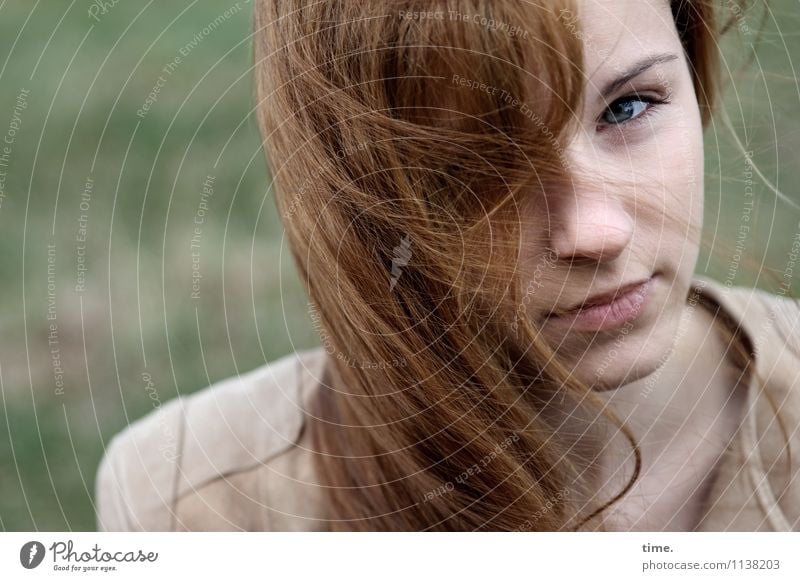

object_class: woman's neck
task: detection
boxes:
[556,297,750,530]
[545,296,749,530]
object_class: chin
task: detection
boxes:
[565,307,684,392]
[585,354,664,392]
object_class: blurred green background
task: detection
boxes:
[0,1,797,530]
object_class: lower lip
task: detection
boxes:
[545,275,656,332]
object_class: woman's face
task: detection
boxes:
[521,0,704,389]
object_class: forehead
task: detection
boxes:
[573,0,680,71]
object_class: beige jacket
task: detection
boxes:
[95,275,800,531]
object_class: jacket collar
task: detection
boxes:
[690,275,794,531]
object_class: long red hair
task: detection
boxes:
[253,0,785,530]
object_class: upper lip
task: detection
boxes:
[547,276,652,317]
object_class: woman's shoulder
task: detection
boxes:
[693,274,800,361]
[94,346,328,531]
[693,275,800,405]
[693,275,800,530]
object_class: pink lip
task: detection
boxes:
[544,274,656,332]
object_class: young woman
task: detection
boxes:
[96,0,800,531]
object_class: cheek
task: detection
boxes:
[643,111,705,228]
[667,100,704,206]
[645,108,705,277]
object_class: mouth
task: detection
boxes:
[544,274,657,332]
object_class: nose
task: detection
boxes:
[549,192,634,263]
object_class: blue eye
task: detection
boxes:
[600,95,659,125]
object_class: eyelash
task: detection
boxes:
[597,92,672,132]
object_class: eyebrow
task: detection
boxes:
[600,53,680,96]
